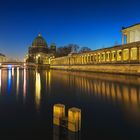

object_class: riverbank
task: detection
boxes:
[50,64,140,75]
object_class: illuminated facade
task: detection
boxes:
[26,34,56,64]
[122,23,140,44]
[0,53,6,62]
[51,24,140,66]
[51,41,140,65]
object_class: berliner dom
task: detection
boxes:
[25,34,56,64]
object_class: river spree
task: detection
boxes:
[0,68,140,139]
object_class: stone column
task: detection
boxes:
[129,48,131,62]
[86,55,89,64]
[122,34,124,44]
[127,32,130,44]
[121,50,124,62]
[115,51,117,62]
[84,56,86,64]
[105,52,106,62]
[134,31,136,43]
[137,46,139,62]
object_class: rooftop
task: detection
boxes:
[122,23,140,30]
[0,53,6,57]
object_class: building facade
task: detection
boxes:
[25,34,56,64]
[51,41,140,65]
[50,23,140,75]
[0,53,6,62]
[122,23,140,44]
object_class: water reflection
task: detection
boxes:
[23,68,26,100]
[0,69,1,94]
[8,69,12,94]
[12,67,14,76]
[53,126,81,140]
[46,70,51,94]
[52,71,140,123]
[0,68,140,135]
[35,71,41,110]
[16,67,19,96]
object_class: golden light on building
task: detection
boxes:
[53,104,65,126]
[68,107,81,132]
[35,72,41,110]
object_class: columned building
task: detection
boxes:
[0,53,6,62]
[122,23,140,44]
[25,34,56,64]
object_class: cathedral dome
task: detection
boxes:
[32,34,48,48]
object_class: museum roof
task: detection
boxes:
[0,53,6,57]
[122,23,140,30]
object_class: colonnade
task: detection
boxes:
[0,55,6,63]
[51,42,140,65]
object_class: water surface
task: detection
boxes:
[0,68,140,139]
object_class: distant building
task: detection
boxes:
[25,34,56,64]
[122,23,140,44]
[0,53,6,62]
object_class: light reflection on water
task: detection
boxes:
[0,68,140,139]
[16,67,19,96]
[8,69,12,94]
[0,69,1,94]
[23,68,26,100]
[51,71,140,125]
[35,71,41,110]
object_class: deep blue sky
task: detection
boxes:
[0,0,140,59]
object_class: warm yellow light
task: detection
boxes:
[35,72,41,110]
[23,68,26,99]
[53,104,65,126]
[16,67,19,96]
[49,58,51,64]
[68,107,81,132]
[12,67,14,76]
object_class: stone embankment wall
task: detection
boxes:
[50,64,140,75]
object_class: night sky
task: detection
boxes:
[0,0,140,60]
